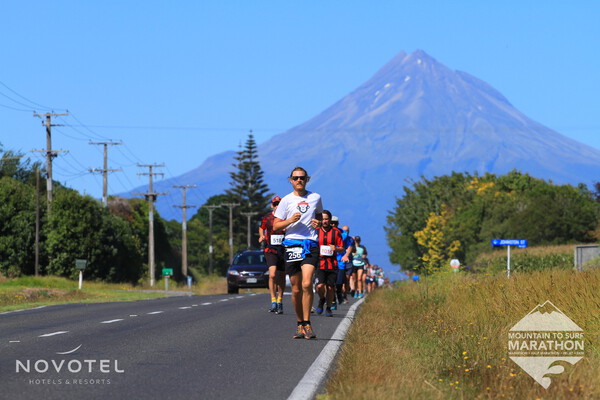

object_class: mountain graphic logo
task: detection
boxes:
[508,300,584,389]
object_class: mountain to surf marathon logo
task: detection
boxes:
[508,300,584,389]
[15,344,124,386]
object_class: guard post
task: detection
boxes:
[491,239,527,277]
[75,259,87,289]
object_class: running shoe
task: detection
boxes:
[293,325,305,339]
[325,308,333,317]
[276,302,283,314]
[358,293,364,299]
[353,292,359,298]
[316,298,325,315]
[331,301,337,311]
[269,302,277,312]
[303,324,317,339]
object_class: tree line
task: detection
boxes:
[386,171,600,274]
[0,135,271,283]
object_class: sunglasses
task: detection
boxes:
[291,176,307,181]
[272,201,280,206]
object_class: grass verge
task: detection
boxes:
[321,267,600,399]
[0,275,229,312]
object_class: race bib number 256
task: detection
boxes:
[285,247,303,263]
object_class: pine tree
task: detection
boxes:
[225,133,273,249]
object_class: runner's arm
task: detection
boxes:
[274,214,300,231]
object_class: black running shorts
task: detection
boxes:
[315,269,338,287]
[264,246,284,272]
[285,246,319,276]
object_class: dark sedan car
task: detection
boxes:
[226,250,269,294]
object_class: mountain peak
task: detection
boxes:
[150,50,600,274]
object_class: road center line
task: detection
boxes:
[201,302,212,306]
[39,331,69,337]
[147,311,164,315]
[101,319,124,324]
[178,306,192,310]
[219,299,229,302]
[9,340,20,343]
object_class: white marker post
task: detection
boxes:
[506,245,511,278]
[75,259,87,289]
[491,239,527,278]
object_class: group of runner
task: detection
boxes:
[258,166,385,340]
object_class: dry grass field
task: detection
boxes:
[322,266,600,399]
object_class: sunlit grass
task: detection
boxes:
[0,274,230,312]
[322,265,600,399]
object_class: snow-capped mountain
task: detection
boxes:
[132,50,600,271]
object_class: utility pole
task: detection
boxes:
[220,202,240,262]
[35,168,40,276]
[133,164,168,287]
[202,205,221,275]
[89,141,122,207]
[240,211,258,249]
[173,185,197,278]
[32,111,69,214]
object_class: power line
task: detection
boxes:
[0,80,61,111]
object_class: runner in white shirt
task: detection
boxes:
[273,166,323,339]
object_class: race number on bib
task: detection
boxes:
[320,245,334,257]
[285,247,303,263]
[270,234,284,246]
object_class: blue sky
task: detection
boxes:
[2,1,599,210]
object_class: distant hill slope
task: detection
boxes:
[129,50,600,273]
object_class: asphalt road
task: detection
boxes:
[0,293,360,400]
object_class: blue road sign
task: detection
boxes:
[491,239,528,248]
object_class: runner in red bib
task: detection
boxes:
[315,210,344,317]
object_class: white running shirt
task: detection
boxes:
[274,190,323,241]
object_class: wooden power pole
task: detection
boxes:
[89,141,122,207]
[202,205,221,275]
[240,211,258,249]
[133,164,168,287]
[220,202,240,263]
[173,185,197,278]
[32,111,69,214]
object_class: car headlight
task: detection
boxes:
[228,270,240,276]
[263,270,269,276]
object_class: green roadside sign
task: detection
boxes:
[162,268,173,277]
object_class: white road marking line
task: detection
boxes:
[178,306,192,310]
[39,331,69,337]
[287,298,365,400]
[9,340,20,343]
[130,315,138,317]
[236,296,244,299]
[0,305,47,315]
[191,304,199,307]
[101,319,124,324]
[219,299,229,302]
[201,302,212,306]
[147,311,164,315]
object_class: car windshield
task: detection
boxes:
[233,253,265,265]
